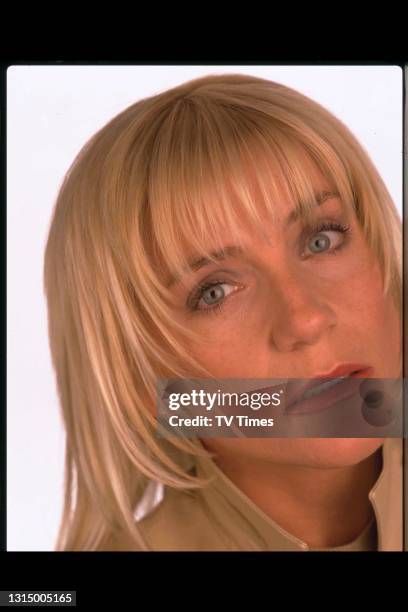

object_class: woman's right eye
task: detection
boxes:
[188,281,238,313]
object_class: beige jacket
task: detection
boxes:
[110,438,403,551]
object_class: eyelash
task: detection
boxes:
[187,221,352,316]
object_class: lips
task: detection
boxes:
[284,364,374,415]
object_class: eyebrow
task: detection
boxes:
[166,190,339,287]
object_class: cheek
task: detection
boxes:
[186,333,265,378]
[344,261,401,348]
[330,248,383,311]
[330,254,397,335]
[182,316,258,376]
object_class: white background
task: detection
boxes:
[7,65,403,551]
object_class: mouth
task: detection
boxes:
[284,365,374,416]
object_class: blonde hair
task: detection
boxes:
[43,73,402,551]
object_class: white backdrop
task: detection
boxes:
[7,65,403,551]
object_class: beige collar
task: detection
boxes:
[368,437,403,551]
[194,438,403,551]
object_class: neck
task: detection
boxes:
[208,445,383,548]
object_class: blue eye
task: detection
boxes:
[201,283,226,305]
[305,222,351,256]
[308,232,333,253]
[189,281,236,313]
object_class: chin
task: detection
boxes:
[288,437,385,469]
[203,437,385,470]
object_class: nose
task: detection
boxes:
[269,269,337,353]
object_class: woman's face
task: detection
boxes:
[167,163,401,468]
